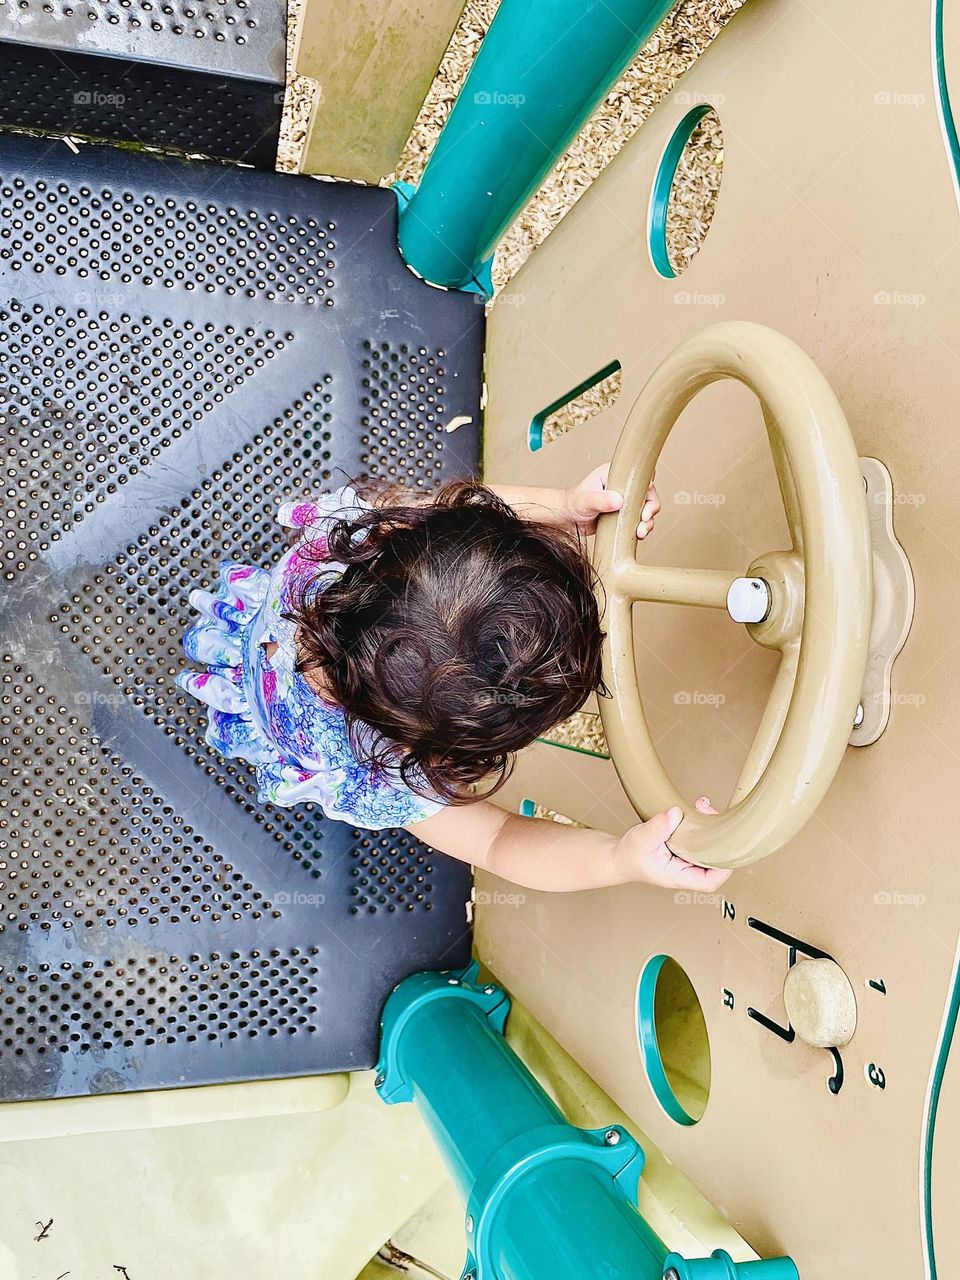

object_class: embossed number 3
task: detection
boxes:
[867,1063,886,1090]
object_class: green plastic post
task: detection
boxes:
[376,966,800,1280]
[396,0,679,291]
[664,1250,800,1279]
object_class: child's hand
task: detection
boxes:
[617,797,731,892]
[565,463,661,540]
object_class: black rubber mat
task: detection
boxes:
[0,134,482,1100]
[0,0,286,167]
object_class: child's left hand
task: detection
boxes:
[619,796,731,892]
[565,463,661,540]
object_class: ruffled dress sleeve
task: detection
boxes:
[254,755,445,829]
[277,485,367,555]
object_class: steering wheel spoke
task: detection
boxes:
[765,404,804,553]
[613,562,734,609]
[730,641,800,804]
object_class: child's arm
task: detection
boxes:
[355,465,659,538]
[489,463,661,540]
[406,797,729,894]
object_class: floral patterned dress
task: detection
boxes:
[175,487,444,829]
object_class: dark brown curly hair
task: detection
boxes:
[286,480,605,805]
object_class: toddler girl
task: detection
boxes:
[177,467,728,894]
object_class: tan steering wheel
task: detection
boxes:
[594,322,873,868]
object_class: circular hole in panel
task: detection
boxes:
[648,105,724,278]
[636,954,710,1124]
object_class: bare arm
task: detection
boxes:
[484,484,574,529]
[406,798,730,894]
[365,465,661,539]
[362,479,571,521]
[490,464,661,540]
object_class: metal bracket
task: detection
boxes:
[376,963,510,1105]
[461,1122,645,1280]
[850,457,915,746]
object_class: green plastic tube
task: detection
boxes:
[397,0,678,290]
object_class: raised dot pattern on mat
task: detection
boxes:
[0,178,335,302]
[0,303,286,572]
[6,0,261,44]
[0,947,322,1059]
[359,339,447,488]
[0,655,275,934]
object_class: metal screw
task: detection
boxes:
[603,1128,621,1145]
[375,1073,386,1088]
[853,702,864,728]
[663,1269,682,1280]
[483,985,496,995]
[465,1215,474,1232]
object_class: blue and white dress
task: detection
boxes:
[175,487,445,829]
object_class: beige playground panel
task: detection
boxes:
[479,0,960,1275]
[292,0,467,182]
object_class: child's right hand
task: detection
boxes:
[617,797,731,892]
[564,463,662,539]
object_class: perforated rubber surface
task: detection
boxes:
[0,0,286,167]
[0,134,481,1100]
